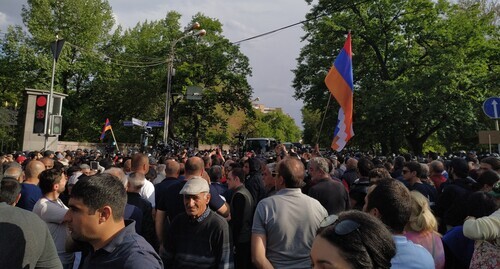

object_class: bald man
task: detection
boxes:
[16,160,45,211]
[131,153,155,207]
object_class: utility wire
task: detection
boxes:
[232,14,323,45]
[1,8,342,68]
[65,42,167,66]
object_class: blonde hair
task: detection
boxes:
[406,191,438,233]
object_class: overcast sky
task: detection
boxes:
[0,0,314,128]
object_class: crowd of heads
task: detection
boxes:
[0,144,499,269]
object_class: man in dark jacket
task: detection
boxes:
[436,158,478,233]
[243,157,266,204]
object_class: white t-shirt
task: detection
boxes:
[33,197,74,265]
[139,179,156,208]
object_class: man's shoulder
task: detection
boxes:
[258,189,323,207]
[21,183,41,192]
[234,186,252,198]
[0,203,46,226]
[106,227,162,269]
[314,178,343,188]
[207,210,229,227]
[165,180,186,192]
[156,177,178,189]
[392,235,434,267]
[143,179,155,189]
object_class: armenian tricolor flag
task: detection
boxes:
[324,32,354,151]
[99,118,112,140]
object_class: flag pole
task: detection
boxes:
[315,93,333,146]
[109,128,120,153]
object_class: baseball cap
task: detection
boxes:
[179,176,210,195]
[16,155,27,164]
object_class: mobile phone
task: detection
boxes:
[90,161,98,170]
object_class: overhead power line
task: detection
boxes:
[232,15,322,45]
[1,8,344,68]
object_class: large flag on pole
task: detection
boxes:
[324,32,354,151]
[100,118,112,140]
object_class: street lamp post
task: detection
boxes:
[163,22,206,145]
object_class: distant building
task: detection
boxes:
[252,103,283,114]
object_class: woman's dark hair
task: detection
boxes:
[466,191,498,218]
[318,210,396,269]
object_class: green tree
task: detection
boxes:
[80,11,253,147]
[159,13,254,147]
[10,0,116,141]
[240,110,302,142]
[294,0,499,155]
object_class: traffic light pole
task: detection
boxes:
[43,51,57,150]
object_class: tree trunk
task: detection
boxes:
[406,134,425,156]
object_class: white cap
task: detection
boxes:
[179,176,210,195]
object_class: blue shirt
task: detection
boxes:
[16,183,43,211]
[154,177,180,208]
[80,220,163,269]
[391,235,434,269]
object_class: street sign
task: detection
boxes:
[147,121,164,127]
[132,117,148,127]
[483,97,500,119]
[123,121,164,127]
[478,130,500,144]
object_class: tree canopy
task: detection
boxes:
[294,0,499,155]
[0,1,277,150]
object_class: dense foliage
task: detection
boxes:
[0,0,280,149]
[294,0,499,155]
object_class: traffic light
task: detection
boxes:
[51,115,62,135]
[33,95,47,134]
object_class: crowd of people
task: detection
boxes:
[0,146,499,269]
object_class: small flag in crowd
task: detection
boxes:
[99,118,112,140]
[324,32,354,152]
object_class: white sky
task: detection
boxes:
[0,0,314,128]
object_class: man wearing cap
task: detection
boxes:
[163,176,232,268]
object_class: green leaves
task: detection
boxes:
[295,0,498,154]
